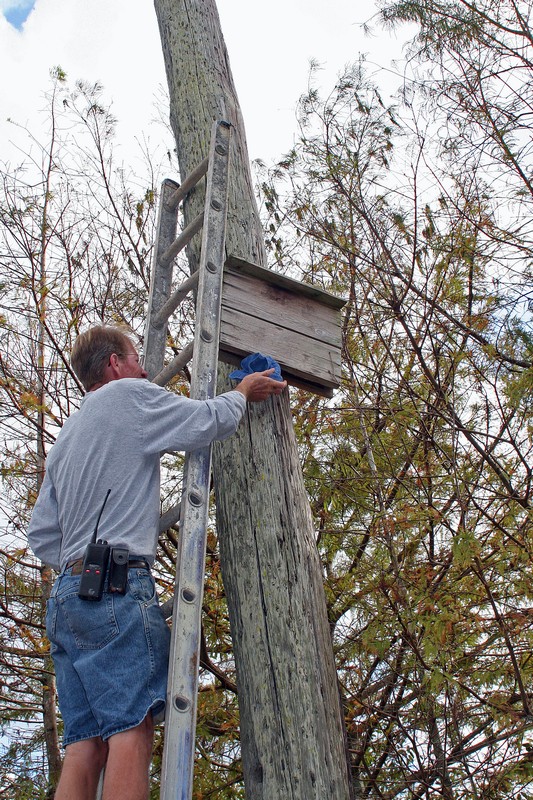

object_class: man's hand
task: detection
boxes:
[235,369,287,403]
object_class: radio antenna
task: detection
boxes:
[92,489,111,543]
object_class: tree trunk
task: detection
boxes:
[153,1,352,797]
[37,159,62,797]
[41,565,62,798]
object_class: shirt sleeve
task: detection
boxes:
[136,382,247,455]
[27,470,62,571]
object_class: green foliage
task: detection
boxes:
[263,40,533,797]
[1,737,50,799]
[0,73,177,797]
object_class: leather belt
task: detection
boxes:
[67,558,150,575]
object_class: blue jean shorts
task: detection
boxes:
[46,566,171,747]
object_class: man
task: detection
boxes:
[28,325,286,800]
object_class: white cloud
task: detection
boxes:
[0,0,410,169]
[0,0,34,11]
[1,0,166,166]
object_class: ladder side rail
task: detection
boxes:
[160,120,232,800]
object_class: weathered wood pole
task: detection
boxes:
[153,1,352,797]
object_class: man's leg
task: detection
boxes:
[55,737,108,800]
[102,714,154,800]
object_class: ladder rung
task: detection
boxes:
[152,271,200,330]
[160,596,173,621]
[159,501,181,533]
[159,212,204,269]
[165,157,209,213]
[152,340,194,386]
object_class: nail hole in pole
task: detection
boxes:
[201,329,213,343]
[189,492,202,507]
[215,144,227,156]
[206,261,218,273]
[211,199,222,211]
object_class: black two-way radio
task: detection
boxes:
[78,489,111,601]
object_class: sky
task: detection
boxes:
[0,0,413,171]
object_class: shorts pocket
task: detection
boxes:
[58,590,119,650]
[128,572,157,607]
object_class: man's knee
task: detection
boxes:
[62,737,108,777]
[102,716,155,800]
[107,714,154,760]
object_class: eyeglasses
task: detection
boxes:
[118,351,144,367]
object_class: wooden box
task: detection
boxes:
[220,256,345,397]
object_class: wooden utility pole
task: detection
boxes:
[153,1,352,797]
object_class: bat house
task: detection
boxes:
[220,256,346,397]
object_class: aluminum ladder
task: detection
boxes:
[143,120,232,800]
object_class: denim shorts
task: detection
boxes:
[46,566,171,747]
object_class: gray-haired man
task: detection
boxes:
[28,325,286,800]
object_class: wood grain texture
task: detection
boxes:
[223,269,342,346]
[214,374,352,798]
[220,307,341,385]
[220,264,343,392]
[220,257,345,397]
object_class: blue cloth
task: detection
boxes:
[229,352,284,382]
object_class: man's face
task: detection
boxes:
[115,350,148,380]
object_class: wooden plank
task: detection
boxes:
[219,307,341,389]
[222,269,342,349]
[226,255,346,309]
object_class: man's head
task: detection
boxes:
[71,325,146,391]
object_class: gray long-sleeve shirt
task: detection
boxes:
[27,378,246,570]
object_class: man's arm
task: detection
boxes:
[136,369,286,455]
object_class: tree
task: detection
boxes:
[261,51,533,798]
[0,71,162,797]
[152,1,353,798]
[378,0,533,321]
[4,2,533,797]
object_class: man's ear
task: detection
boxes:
[106,353,122,379]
